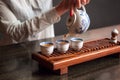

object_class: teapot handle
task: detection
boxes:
[81,5,86,13]
[74,5,87,13]
[75,5,86,12]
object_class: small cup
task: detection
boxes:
[70,37,83,51]
[56,40,70,53]
[40,42,54,55]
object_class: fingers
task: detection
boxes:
[86,0,90,4]
[69,0,82,16]
[74,0,89,8]
[81,0,90,5]
[55,0,90,16]
[69,0,81,16]
[69,0,90,16]
[76,0,81,8]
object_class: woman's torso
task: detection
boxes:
[0,0,54,46]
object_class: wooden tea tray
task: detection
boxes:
[32,38,120,75]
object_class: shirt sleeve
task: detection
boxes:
[0,2,61,42]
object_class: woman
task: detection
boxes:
[0,0,90,46]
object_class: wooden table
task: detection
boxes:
[0,25,120,80]
[32,25,120,75]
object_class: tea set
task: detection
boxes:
[40,37,84,55]
[40,5,90,55]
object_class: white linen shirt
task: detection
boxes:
[0,0,60,46]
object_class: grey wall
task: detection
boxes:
[53,0,120,36]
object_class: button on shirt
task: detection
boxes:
[0,0,61,46]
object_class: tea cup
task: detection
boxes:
[56,40,70,53]
[70,37,83,51]
[40,41,54,55]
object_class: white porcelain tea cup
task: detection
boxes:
[40,42,54,55]
[70,37,83,51]
[56,40,70,53]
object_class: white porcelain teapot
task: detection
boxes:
[66,5,90,35]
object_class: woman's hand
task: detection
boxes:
[55,0,90,16]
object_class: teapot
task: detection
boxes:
[66,5,90,36]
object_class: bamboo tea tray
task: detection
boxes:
[32,38,120,75]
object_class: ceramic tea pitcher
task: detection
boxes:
[66,5,90,35]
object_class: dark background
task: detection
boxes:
[53,0,120,36]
